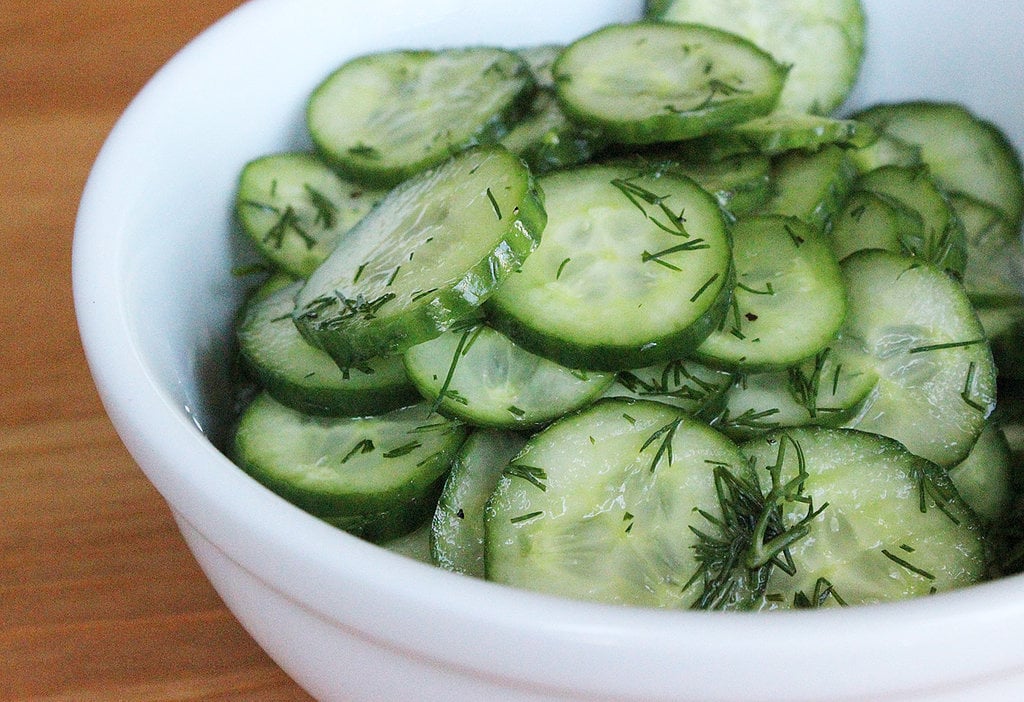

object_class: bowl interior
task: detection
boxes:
[73,0,1024,699]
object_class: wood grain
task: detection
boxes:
[1,2,313,699]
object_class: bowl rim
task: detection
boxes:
[72,0,1024,698]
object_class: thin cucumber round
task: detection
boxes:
[431,429,527,577]
[403,324,614,429]
[237,280,418,417]
[234,152,384,277]
[293,146,546,371]
[949,423,1014,525]
[307,48,535,187]
[761,145,856,232]
[605,358,734,418]
[953,192,1024,308]
[836,249,997,467]
[232,393,467,543]
[827,189,924,262]
[695,215,846,371]
[714,345,877,441]
[488,163,732,370]
[501,45,605,175]
[485,398,750,608]
[741,427,989,608]
[552,22,786,145]
[647,0,866,115]
[853,101,1024,230]
[681,113,877,161]
[857,164,968,276]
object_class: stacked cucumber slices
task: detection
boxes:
[228,0,1024,610]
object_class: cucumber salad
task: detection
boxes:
[227,0,1024,610]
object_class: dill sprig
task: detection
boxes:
[686,435,828,610]
[610,176,690,237]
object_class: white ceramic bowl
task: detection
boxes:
[74,1,1024,700]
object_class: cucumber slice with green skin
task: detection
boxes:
[610,151,772,218]
[858,164,968,277]
[953,192,1024,308]
[761,145,856,232]
[232,393,467,543]
[604,358,734,418]
[646,0,866,115]
[484,398,750,608]
[949,423,1014,525]
[848,131,922,174]
[432,429,527,577]
[827,189,924,262]
[488,164,732,371]
[237,280,418,417]
[695,215,846,371]
[235,153,385,278]
[680,113,877,161]
[403,323,614,429]
[835,249,997,467]
[853,101,1024,230]
[552,22,787,145]
[307,48,535,187]
[501,45,607,175]
[741,427,989,609]
[293,146,546,371]
[714,344,877,441]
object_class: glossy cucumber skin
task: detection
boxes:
[294,147,546,370]
[553,22,786,144]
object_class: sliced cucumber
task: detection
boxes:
[432,429,527,577]
[501,45,605,174]
[857,164,968,276]
[695,215,846,371]
[647,0,866,115]
[849,131,922,174]
[827,188,924,262]
[681,113,877,161]
[293,146,545,371]
[836,249,997,467]
[605,358,734,418]
[949,423,1014,525]
[403,323,614,429]
[714,344,877,441]
[760,145,856,232]
[978,305,1024,381]
[307,48,535,187]
[552,22,786,145]
[741,427,989,608]
[853,101,1024,230]
[485,398,749,608]
[234,153,384,277]
[232,393,467,543]
[488,163,732,370]
[238,280,418,416]
[954,192,1024,308]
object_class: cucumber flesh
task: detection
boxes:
[836,249,997,467]
[403,323,615,429]
[238,280,418,417]
[648,0,866,115]
[294,146,546,370]
[308,48,535,187]
[695,215,846,371]
[232,393,467,543]
[485,398,750,608]
[432,429,527,577]
[553,21,786,144]
[488,163,732,370]
[761,145,856,232]
[235,152,384,277]
[741,427,989,608]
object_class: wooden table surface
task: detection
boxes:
[1,2,313,699]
